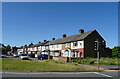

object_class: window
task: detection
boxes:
[65,43,67,48]
[46,46,48,49]
[73,42,78,47]
[79,43,82,47]
[65,43,70,48]
[62,50,69,57]
[51,45,53,48]
[80,43,82,46]
[56,45,59,48]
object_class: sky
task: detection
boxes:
[2,2,118,48]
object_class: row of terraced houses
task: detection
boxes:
[16,29,112,59]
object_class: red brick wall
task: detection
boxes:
[71,48,84,58]
[59,57,68,62]
[53,56,69,62]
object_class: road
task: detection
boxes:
[10,56,39,61]
[1,71,119,79]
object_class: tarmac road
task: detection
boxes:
[1,71,119,79]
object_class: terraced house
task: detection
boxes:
[17,29,112,58]
[49,29,103,58]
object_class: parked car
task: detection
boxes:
[1,52,8,55]
[0,53,7,58]
[38,54,48,60]
[18,52,23,56]
[9,52,15,56]
[13,53,19,57]
[20,53,29,60]
[28,53,35,58]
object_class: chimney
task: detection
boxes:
[30,42,33,45]
[52,38,55,41]
[79,29,84,34]
[38,41,41,43]
[44,40,47,42]
[62,34,67,38]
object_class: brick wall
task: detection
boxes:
[53,56,70,62]
[84,30,105,58]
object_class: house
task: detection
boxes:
[41,41,50,55]
[48,29,111,58]
[16,29,112,59]
[17,46,23,53]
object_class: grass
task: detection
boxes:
[1,58,101,72]
[71,57,119,65]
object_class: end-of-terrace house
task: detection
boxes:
[17,43,33,54]
[17,46,24,53]
[49,29,112,58]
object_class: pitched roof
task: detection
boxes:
[43,41,51,46]
[49,30,96,45]
[30,41,48,47]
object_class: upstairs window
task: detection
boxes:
[73,42,78,47]
[65,43,70,48]
[51,45,54,48]
[46,46,49,49]
[80,43,82,47]
[56,45,58,48]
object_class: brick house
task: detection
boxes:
[49,29,111,58]
[17,29,112,59]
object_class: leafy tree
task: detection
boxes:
[6,45,11,52]
[112,46,120,58]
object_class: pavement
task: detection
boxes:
[79,64,120,71]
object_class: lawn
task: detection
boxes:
[1,58,102,72]
[71,57,119,65]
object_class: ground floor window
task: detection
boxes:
[62,50,69,57]
[50,52,59,56]
[71,51,78,58]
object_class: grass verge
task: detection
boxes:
[71,57,119,65]
[1,58,102,72]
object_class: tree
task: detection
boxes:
[112,46,120,58]
[6,45,11,52]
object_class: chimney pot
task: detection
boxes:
[79,29,84,34]
[52,38,55,41]
[38,41,41,43]
[44,40,47,42]
[62,34,67,38]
